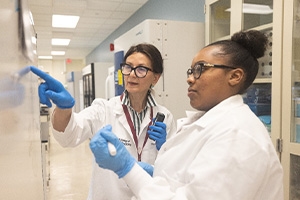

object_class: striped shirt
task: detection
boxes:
[121,90,157,135]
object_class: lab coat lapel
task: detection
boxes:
[139,107,152,137]
[114,103,133,137]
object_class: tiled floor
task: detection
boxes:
[46,131,93,200]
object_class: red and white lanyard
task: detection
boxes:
[120,94,153,161]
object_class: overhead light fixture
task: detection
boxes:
[38,56,53,59]
[51,51,65,56]
[226,3,273,15]
[52,15,80,28]
[52,38,70,46]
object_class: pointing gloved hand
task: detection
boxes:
[30,66,75,109]
[137,161,154,176]
[148,121,167,150]
[90,125,136,178]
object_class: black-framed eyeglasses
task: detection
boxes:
[187,62,237,79]
[120,63,153,78]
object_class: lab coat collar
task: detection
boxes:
[194,94,244,128]
[177,94,244,130]
[176,110,205,131]
[112,94,153,139]
[113,96,125,115]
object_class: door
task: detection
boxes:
[83,73,94,108]
[281,0,300,198]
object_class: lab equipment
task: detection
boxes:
[90,125,136,178]
[82,62,113,108]
[0,0,43,198]
[66,71,82,113]
[108,142,117,156]
[30,66,75,109]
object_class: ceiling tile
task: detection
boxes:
[87,1,121,11]
[116,2,144,12]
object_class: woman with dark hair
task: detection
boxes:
[30,43,176,200]
[90,30,283,199]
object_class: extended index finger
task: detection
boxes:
[30,66,53,82]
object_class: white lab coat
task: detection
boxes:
[52,96,177,200]
[123,95,283,200]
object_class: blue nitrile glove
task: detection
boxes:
[90,125,136,178]
[138,161,154,176]
[30,66,75,109]
[148,121,167,150]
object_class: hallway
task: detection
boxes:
[46,132,93,200]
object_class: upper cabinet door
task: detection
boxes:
[242,0,273,31]
[205,0,231,44]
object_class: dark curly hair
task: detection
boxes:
[206,30,269,93]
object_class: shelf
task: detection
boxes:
[216,35,231,41]
[248,23,273,32]
[253,78,272,83]
[214,23,273,42]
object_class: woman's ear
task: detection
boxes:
[228,68,244,86]
[152,73,161,85]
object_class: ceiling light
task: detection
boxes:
[52,15,80,28]
[51,51,65,56]
[38,56,53,59]
[226,3,273,15]
[52,38,70,46]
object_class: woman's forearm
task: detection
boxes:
[51,107,72,132]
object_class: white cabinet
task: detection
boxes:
[205,0,273,44]
[0,0,44,199]
[206,0,300,198]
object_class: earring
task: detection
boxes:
[148,84,154,94]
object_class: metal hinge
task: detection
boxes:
[276,138,283,153]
